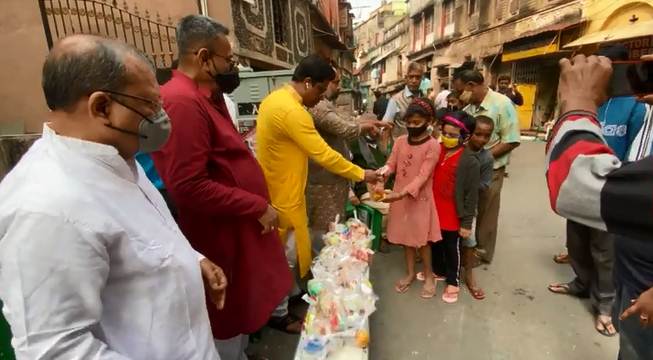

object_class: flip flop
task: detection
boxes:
[395,278,414,294]
[442,286,460,304]
[553,253,570,264]
[595,316,617,337]
[420,283,437,299]
[548,282,589,298]
[416,271,446,281]
[547,282,574,295]
[466,284,486,300]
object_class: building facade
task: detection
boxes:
[399,0,587,130]
[353,0,409,110]
[0,0,355,135]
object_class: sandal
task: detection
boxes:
[466,284,486,300]
[547,282,571,294]
[267,313,303,334]
[416,271,445,281]
[547,282,588,298]
[420,283,437,299]
[595,315,617,337]
[442,286,460,304]
[394,277,414,294]
[553,253,570,264]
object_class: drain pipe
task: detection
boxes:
[199,0,208,15]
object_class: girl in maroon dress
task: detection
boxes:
[432,111,478,303]
[379,98,442,299]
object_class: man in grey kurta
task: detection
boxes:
[306,70,383,250]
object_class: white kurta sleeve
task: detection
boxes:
[196,250,206,263]
[0,211,130,359]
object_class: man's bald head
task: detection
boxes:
[42,35,153,110]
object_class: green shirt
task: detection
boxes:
[464,89,520,169]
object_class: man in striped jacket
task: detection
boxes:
[546,54,653,360]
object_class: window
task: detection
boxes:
[444,1,454,26]
[468,0,478,15]
[272,0,288,45]
[509,0,520,14]
[412,17,423,51]
[425,10,434,35]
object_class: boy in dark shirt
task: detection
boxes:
[461,115,494,300]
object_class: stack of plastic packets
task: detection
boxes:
[300,219,378,359]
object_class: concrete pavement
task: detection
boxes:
[250,141,619,360]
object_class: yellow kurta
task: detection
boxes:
[255,85,364,277]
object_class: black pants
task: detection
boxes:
[566,220,615,315]
[431,230,460,287]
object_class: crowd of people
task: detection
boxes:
[0,12,652,360]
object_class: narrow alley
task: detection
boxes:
[253,141,619,360]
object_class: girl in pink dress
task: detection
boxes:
[379,98,442,299]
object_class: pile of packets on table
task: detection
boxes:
[299,218,378,359]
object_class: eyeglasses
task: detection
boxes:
[99,89,162,123]
[194,48,238,66]
[214,52,238,65]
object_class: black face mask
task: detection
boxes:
[406,123,428,138]
[214,70,240,94]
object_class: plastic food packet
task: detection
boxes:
[304,217,378,355]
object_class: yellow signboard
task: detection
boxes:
[502,43,559,62]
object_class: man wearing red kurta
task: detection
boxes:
[152,16,292,359]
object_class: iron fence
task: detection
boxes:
[38,0,177,69]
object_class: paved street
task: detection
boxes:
[251,141,619,360]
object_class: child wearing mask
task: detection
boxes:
[431,111,479,303]
[379,98,442,299]
[446,91,462,111]
[461,115,494,300]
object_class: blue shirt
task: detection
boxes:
[135,153,165,190]
[598,96,646,161]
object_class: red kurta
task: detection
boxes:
[153,71,292,340]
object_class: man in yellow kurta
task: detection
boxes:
[256,55,378,279]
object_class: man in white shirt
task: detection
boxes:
[0,35,224,359]
[224,94,239,129]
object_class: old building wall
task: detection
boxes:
[0,0,198,134]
